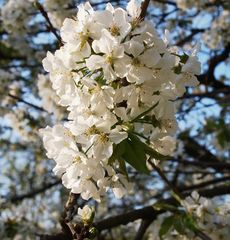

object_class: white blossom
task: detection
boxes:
[1,0,34,34]
[41,1,201,202]
[78,205,95,224]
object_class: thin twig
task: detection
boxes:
[35,1,62,45]
[139,0,151,20]
[8,93,46,112]
[7,180,61,203]
[148,158,184,199]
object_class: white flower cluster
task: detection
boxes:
[40,0,200,202]
[203,10,230,49]
[37,74,65,119]
[1,0,34,34]
[44,0,76,29]
[182,191,230,240]
[148,192,230,240]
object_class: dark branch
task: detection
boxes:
[134,219,153,240]
[95,184,230,231]
[176,29,205,46]
[198,43,230,89]
[39,185,230,239]
[139,0,151,20]
[7,180,61,203]
[35,1,62,45]
[148,159,183,199]
[8,93,47,112]
[179,176,230,192]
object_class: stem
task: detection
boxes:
[148,158,184,199]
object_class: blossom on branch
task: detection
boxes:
[40,0,200,202]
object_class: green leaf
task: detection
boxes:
[135,115,161,128]
[129,132,170,161]
[108,141,126,165]
[159,213,202,240]
[110,132,170,175]
[183,215,200,233]
[173,215,185,234]
[159,216,174,240]
[108,141,128,177]
[173,214,200,235]
[117,157,128,178]
[121,135,150,174]
[173,214,201,236]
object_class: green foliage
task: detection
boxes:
[122,134,150,174]
[159,216,174,240]
[109,131,170,175]
[159,213,200,239]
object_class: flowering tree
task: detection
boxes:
[0,0,229,239]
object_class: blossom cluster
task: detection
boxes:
[1,0,34,34]
[148,191,230,240]
[175,0,230,49]
[182,191,230,239]
[40,0,200,202]
[203,10,230,49]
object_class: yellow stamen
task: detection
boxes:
[109,24,120,36]
[106,55,114,65]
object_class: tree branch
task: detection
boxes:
[7,180,61,203]
[134,219,153,240]
[198,43,230,89]
[139,0,151,20]
[148,159,183,199]
[94,184,230,231]
[176,29,205,46]
[39,185,230,239]
[8,93,47,112]
[35,1,62,45]
[179,176,230,192]
[171,159,230,171]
